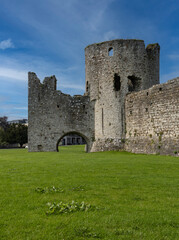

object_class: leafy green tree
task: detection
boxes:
[0,116,9,147]
[4,124,17,145]
[15,124,28,147]
[0,116,8,130]
[0,117,28,148]
[5,124,28,147]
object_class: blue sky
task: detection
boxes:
[0,0,179,120]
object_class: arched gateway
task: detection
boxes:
[56,131,89,152]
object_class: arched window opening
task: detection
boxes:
[114,73,121,91]
[56,132,88,152]
[128,75,141,92]
[108,47,113,56]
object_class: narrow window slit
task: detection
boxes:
[114,73,121,91]
[86,81,89,92]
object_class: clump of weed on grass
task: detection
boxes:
[75,226,102,238]
[46,201,97,215]
[132,196,145,201]
[71,185,86,191]
[114,228,134,236]
[35,186,64,193]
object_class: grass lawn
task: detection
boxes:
[0,146,179,240]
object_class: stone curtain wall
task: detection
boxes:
[125,78,179,156]
[28,73,95,152]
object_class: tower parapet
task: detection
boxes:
[146,43,160,88]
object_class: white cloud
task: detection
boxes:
[0,65,84,92]
[86,0,115,30]
[103,31,119,41]
[161,70,179,83]
[59,82,85,91]
[168,54,179,60]
[0,67,27,81]
[0,51,84,93]
[0,39,14,50]
[0,103,28,120]
[6,114,27,121]
[14,107,28,110]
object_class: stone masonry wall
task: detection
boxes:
[125,77,179,156]
[28,72,95,152]
[85,39,160,151]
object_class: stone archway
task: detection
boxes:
[56,131,90,152]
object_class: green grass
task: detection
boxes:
[0,145,179,240]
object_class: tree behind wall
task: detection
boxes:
[15,124,28,147]
[0,116,8,130]
[0,116,9,147]
[0,117,28,148]
[4,124,28,147]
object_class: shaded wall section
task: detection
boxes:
[125,78,179,156]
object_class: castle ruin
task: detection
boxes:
[28,39,179,155]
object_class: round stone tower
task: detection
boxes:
[85,39,160,151]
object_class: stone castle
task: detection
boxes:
[28,39,179,156]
